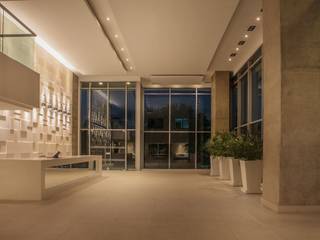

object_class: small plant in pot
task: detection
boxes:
[206,133,223,176]
[236,135,263,194]
[212,132,233,180]
[226,136,242,186]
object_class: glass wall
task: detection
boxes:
[0,6,35,69]
[80,82,136,170]
[230,47,263,138]
[144,88,211,169]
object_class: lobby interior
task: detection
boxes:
[0,0,319,239]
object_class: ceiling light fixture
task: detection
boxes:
[130,66,134,70]
[236,47,239,51]
[228,58,232,62]
[126,58,129,62]
[114,34,118,38]
[256,17,261,21]
[99,82,103,85]
[126,82,131,85]
[245,34,249,38]
[106,17,110,21]
[121,47,125,51]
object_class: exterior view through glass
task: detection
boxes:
[144,88,211,169]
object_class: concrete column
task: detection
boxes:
[212,71,230,135]
[135,81,142,170]
[262,0,320,212]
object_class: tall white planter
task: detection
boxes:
[210,156,220,176]
[219,157,230,180]
[240,160,262,193]
[228,157,242,186]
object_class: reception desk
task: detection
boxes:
[0,155,102,201]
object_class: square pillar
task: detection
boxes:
[262,0,320,212]
[212,71,231,135]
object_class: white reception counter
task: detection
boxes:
[0,155,102,201]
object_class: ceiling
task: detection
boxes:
[1,0,262,81]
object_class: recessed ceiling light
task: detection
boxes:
[228,58,232,62]
[256,17,261,21]
[236,47,239,51]
[99,82,103,85]
[106,17,110,21]
[121,47,125,51]
[126,58,129,62]
[114,34,118,38]
[245,34,249,38]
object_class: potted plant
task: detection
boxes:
[218,132,233,180]
[238,135,263,193]
[206,134,222,176]
[227,135,242,187]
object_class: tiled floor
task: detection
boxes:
[0,170,320,240]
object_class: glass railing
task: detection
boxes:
[0,4,36,70]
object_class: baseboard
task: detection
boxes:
[261,198,320,213]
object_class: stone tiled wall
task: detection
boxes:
[0,44,73,158]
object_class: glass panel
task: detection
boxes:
[127,131,136,169]
[109,82,126,88]
[144,133,169,169]
[144,88,169,94]
[109,89,125,129]
[80,82,90,88]
[91,82,107,88]
[197,95,211,131]
[110,148,125,169]
[2,36,34,69]
[240,126,248,135]
[144,95,169,131]
[91,148,107,168]
[127,90,135,129]
[197,133,211,169]
[111,131,125,147]
[80,130,89,155]
[90,130,111,147]
[197,88,211,94]
[251,122,263,139]
[171,133,195,169]
[171,95,195,131]
[252,61,262,121]
[91,89,108,129]
[241,74,248,125]
[3,11,31,35]
[230,84,238,130]
[80,89,89,129]
[171,88,195,94]
[2,12,34,69]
